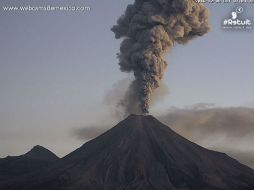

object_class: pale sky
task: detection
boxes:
[0,0,253,157]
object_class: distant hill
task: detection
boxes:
[0,145,59,182]
[1,115,254,190]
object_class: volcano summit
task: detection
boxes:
[1,115,254,190]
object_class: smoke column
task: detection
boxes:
[112,0,210,114]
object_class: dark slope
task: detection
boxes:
[24,145,59,161]
[0,145,59,182]
[1,115,254,190]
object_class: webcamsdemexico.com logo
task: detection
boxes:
[222,6,252,30]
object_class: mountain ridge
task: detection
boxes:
[23,145,59,161]
[0,145,59,183]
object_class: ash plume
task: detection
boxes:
[112,0,210,114]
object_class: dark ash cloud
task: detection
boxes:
[112,0,210,114]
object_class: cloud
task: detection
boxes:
[158,106,254,168]
[183,102,216,110]
[72,126,108,140]
[159,107,254,140]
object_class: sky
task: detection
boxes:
[0,0,254,158]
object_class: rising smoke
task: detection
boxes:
[112,0,210,114]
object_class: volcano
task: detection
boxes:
[1,115,254,190]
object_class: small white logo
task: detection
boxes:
[231,11,237,19]
[236,6,243,14]
[223,7,252,30]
